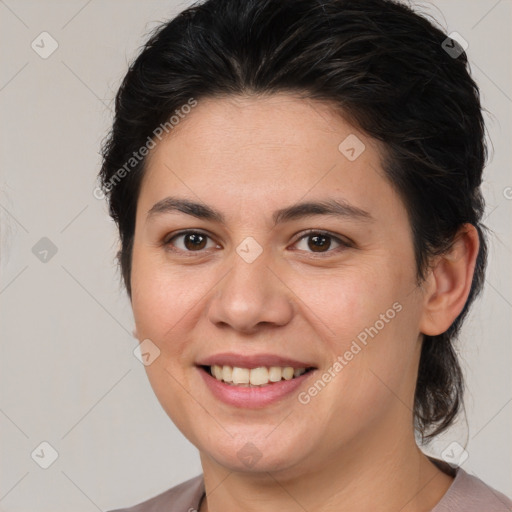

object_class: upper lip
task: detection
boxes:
[196,353,316,369]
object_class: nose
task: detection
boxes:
[206,250,295,334]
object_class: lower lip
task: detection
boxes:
[197,367,315,408]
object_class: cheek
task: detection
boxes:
[130,246,203,344]
[129,250,207,432]
[289,260,410,348]
[291,260,421,408]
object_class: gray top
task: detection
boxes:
[108,459,512,512]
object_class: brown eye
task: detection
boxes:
[307,234,332,252]
[165,231,218,252]
[182,232,207,250]
[293,231,349,254]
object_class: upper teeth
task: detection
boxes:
[210,365,307,386]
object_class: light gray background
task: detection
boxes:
[0,1,510,510]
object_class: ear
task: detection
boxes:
[419,224,480,336]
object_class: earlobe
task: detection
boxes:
[419,224,480,336]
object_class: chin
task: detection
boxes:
[198,432,313,476]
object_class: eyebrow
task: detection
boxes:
[146,196,373,226]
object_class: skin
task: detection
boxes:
[129,93,479,512]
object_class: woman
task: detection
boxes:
[99,0,512,510]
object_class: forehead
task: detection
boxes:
[154,94,362,155]
[138,93,404,224]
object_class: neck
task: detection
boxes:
[198,421,454,512]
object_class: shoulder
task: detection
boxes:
[433,465,512,512]
[106,474,204,512]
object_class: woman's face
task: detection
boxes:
[130,94,427,476]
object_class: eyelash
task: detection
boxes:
[162,229,352,257]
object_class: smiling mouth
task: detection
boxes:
[200,365,316,387]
